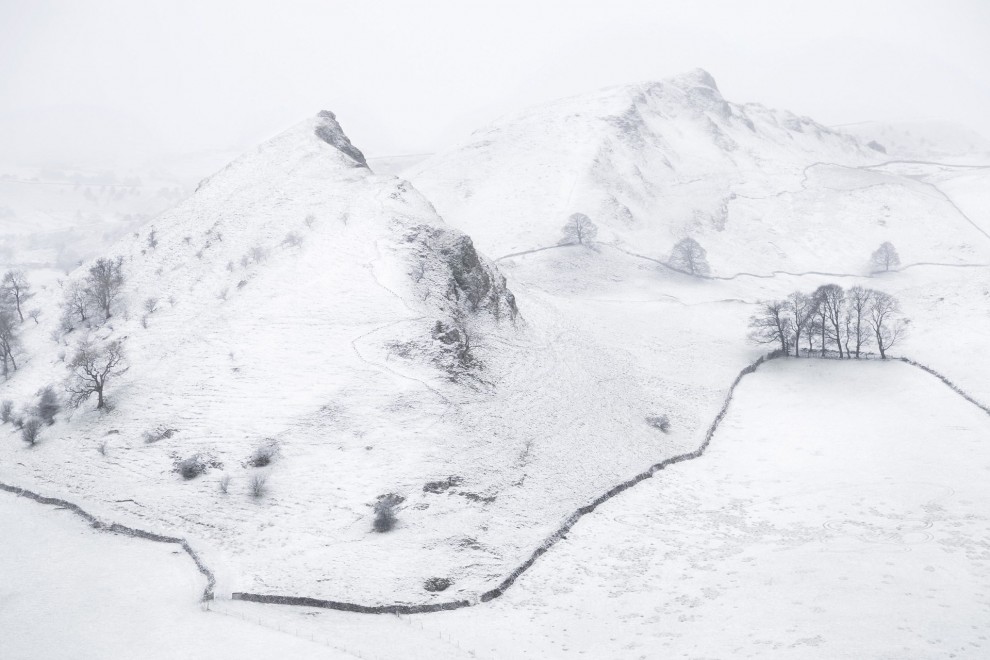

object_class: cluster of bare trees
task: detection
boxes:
[749,284,908,359]
[60,256,126,330]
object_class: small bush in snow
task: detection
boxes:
[304,214,316,228]
[282,231,304,248]
[13,416,24,429]
[22,418,41,446]
[373,493,404,533]
[28,308,41,324]
[248,246,268,264]
[646,414,671,433]
[143,297,158,314]
[219,473,231,494]
[423,577,452,592]
[143,427,177,443]
[97,439,109,456]
[35,385,60,425]
[249,474,267,498]
[0,399,12,423]
[176,455,207,480]
[248,440,279,467]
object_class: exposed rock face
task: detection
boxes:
[405,224,518,323]
[314,110,368,168]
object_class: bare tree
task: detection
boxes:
[815,284,845,358]
[845,286,872,358]
[559,213,598,246]
[871,242,901,272]
[27,308,41,324]
[748,299,792,354]
[0,308,19,378]
[85,256,125,320]
[2,270,31,322]
[787,291,816,357]
[668,237,711,277]
[64,280,91,324]
[868,290,906,359]
[66,340,127,409]
[22,418,41,446]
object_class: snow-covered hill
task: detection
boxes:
[407,70,990,274]
[0,111,533,602]
[836,120,990,162]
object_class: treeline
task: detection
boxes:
[749,284,908,359]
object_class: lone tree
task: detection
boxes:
[559,213,598,246]
[668,237,711,277]
[63,280,92,325]
[85,256,125,320]
[868,290,906,359]
[0,308,19,378]
[871,242,900,272]
[748,299,793,354]
[2,270,31,322]
[66,340,127,410]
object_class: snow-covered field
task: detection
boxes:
[12,358,984,658]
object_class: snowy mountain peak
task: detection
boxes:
[314,110,368,168]
[668,67,719,91]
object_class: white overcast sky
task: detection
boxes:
[1,0,988,168]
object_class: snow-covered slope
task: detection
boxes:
[0,111,530,603]
[407,70,990,274]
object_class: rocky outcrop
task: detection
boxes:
[314,110,368,168]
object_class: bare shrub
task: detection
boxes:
[646,414,671,433]
[176,455,206,480]
[373,493,404,533]
[248,246,268,264]
[0,399,12,423]
[143,297,158,314]
[28,308,41,324]
[424,577,452,592]
[35,385,60,425]
[248,439,279,467]
[249,474,267,498]
[218,288,228,301]
[97,439,109,456]
[304,214,316,228]
[282,231,304,248]
[219,473,231,494]
[143,427,177,444]
[22,418,41,446]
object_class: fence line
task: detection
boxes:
[0,481,215,600]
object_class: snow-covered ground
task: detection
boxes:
[209,358,990,659]
[2,67,990,656]
[0,493,348,660]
